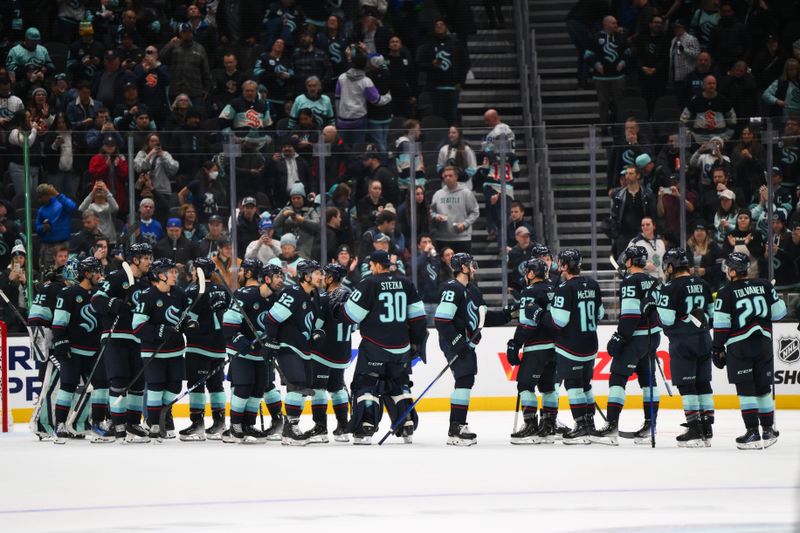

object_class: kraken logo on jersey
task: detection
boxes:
[165,305,181,326]
[781,148,798,165]
[426,262,437,281]
[131,289,143,306]
[466,300,479,330]
[602,41,619,63]
[79,304,98,332]
[622,149,636,166]
[303,312,314,340]
[257,310,269,331]
[329,42,343,64]
[435,50,452,71]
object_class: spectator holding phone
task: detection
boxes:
[35,183,76,270]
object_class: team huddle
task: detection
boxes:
[26,240,787,449]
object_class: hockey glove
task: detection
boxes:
[179,318,199,333]
[231,333,254,354]
[263,336,280,359]
[51,338,70,364]
[210,295,228,312]
[524,303,543,325]
[606,332,626,358]
[712,347,726,369]
[109,297,131,314]
[409,343,426,364]
[450,333,470,358]
[328,287,350,315]
[311,328,326,345]
[503,301,520,321]
[506,339,520,366]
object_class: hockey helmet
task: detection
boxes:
[662,247,689,272]
[622,245,648,268]
[450,252,475,274]
[557,248,582,270]
[61,258,80,283]
[296,259,322,281]
[530,244,552,260]
[323,263,348,282]
[192,256,216,278]
[149,257,176,281]
[261,262,283,280]
[240,258,264,279]
[78,256,103,278]
[524,257,548,279]
[724,252,750,276]
[125,242,153,262]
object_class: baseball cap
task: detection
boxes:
[179,22,193,33]
[208,214,224,224]
[25,27,41,41]
[218,237,232,247]
[772,211,787,223]
[692,222,708,231]
[370,250,391,266]
[104,50,118,61]
[242,196,257,206]
[718,189,735,200]
[373,232,391,243]
[102,135,117,146]
[337,244,352,255]
[771,166,783,176]
[167,217,181,228]
[635,153,652,168]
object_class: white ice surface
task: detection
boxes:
[1,410,799,533]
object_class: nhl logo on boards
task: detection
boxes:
[778,337,800,365]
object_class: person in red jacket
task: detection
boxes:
[88,134,129,216]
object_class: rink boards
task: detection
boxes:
[5,323,800,421]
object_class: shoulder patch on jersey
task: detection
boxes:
[123,282,130,289]
[156,299,164,307]
[76,295,83,303]
[302,302,307,310]
[253,302,260,310]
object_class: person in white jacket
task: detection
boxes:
[134,133,179,195]
[627,216,667,281]
[245,216,281,264]
[335,52,391,147]
[429,166,480,253]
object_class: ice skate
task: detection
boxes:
[205,412,225,440]
[305,424,329,443]
[281,417,310,446]
[761,426,779,449]
[89,421,115,443]
[447,423,477,446]
[125,423,151,444]
[676,420,704,448]
[510,419,539,445]
[352,422,375,445]
[590,421,619,446]
[563,418,591,445]
[265,415,284,441]
[179,418,207,442]
[333,421,350,442]
[735,427,762,450]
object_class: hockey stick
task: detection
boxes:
[594,401,608,422]
[67,263,135,427]
[654,355,673,397]
[647,320,655,448]
[112,269,206,407]
[512,392,521,433]
[378,306,487,445]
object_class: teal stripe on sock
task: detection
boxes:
[230,394,248,413]
[520,390,537,408]
[643,386,660,402]
[285,391,305,407]
[163,391,178,405]
[311,389,328,405]
[189,392,206,410]
[331,389,348,405]
[567,388,586,403]
[56,389,73,408]
[681,394,699,411]
[210,392,227,409]
[585,389,595,404]
[698,393,714,411]
[450,388,471,406]
[755,394,773,414]
[737,395,757,411]
[110,395,127,414]
[127,393,143,412]
[608,385,626,406]
[542,391,558,409]
[90,388,109,404]
[245,396,261,414]
[146,391,161,408]
[263,389,281,405]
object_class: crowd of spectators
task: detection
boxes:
[0,0,542,330]
[566,0,800,289]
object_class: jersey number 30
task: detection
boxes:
[378,292,407,323]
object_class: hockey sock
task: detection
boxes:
[311,389,328,426]
[263,388,283,418]
[162,390,178,426]
[90,388,109,422]
[331,389,349,423]
[680,394,700,423]
[449,388,471,424]
[75,394,91,430]
[55,389,74,425]
[737,395,759,428]
[284,391,305,418]
[643,385,660,421]
[209,391,227,414]
[189,392,206,417]
[756,394,774,428]
[697,382,714,421]
[566,388,587,421]
[541,390,559,417]
[245,397,260,426]
[146,389,163,426]
[585,388,596,419]
[606,385,626,423]
[126,392,143,425]
[110,389,126,426]
[230,394,248,426]
[520,390,538,421]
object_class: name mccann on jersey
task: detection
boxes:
[576,289,596,299]
[733,285,766,299]
[381,281,404,290]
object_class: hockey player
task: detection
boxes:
[222,258,271,444]
[179,257,230,441]
[343,249,427,444]
[51,257,110,443]
[712,252,787,449]
[91,242,153,442]
[132,258,193,440]
[542,249,604,445]
[306,263,353,443]
[592,246,661,445]
[260,262,287,440]
[505,257,556,444]
[435,252,521,446]
[28,262,70,439]
[263,259,323,446]
[530,244,561,284]
[654,248,715,447]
